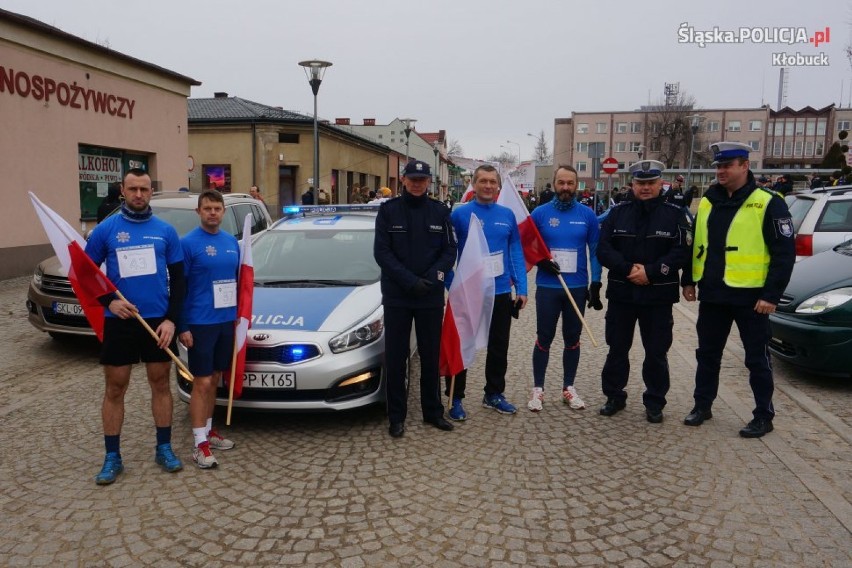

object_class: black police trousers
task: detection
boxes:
[384,305,444,424]
[601,300,673,411]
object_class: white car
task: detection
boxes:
[785,186,852,261]
[176,205,410,411]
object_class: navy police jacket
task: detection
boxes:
[374,191,457,308]
[597,196,692,305]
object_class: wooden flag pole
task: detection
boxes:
[225,332,239,426]
[556,274,598,348]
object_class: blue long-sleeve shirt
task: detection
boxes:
[531,200,602,289]
[450,200,527,296]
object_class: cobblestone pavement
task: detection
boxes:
[1,275,850,567]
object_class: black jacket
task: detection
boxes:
[681,172,795,306]
[374,191,457,308]
[598,196,692,305]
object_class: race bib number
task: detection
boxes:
[213,280,237,309]
[484,251,505,278]
[117,245,156,278]
[551,249,578,273]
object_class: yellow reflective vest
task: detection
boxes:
[692,188,772,287]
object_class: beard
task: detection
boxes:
[556,189,575,201]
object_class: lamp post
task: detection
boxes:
[401,118,417,164]
[432,142,440,197]
[298,59,332,197]
[685,114,705,189]
[505,139,521,166]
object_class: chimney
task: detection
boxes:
[214,92,228,98]
[363,118,376,126]
[335,118,351,125]
[439,129,446,142]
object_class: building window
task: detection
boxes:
[794,140,803,156]
[817,118,827,135]
[773,140,782,156]
[576,142,589,153]
[707,121,720,132]
[576,161,588,172]
[629,141,641,152]
[775,121,784,136]
[749,120,762,131]
[278,133,299,143]
[390,130,395,135]
[806,119,815,136]
[785,121,794,136]
[783,141,793,156]
[839,120,851,131]
[750,161,758,168]
[577,123,589,134]
[815,141,825,156]
[578,181,586,190]
[650,122,661,133]
[377,134,383,139]
[631,122,642,133]
[202,164,231,192]
[728,120,741,132]
[649,140,661,152]
[795,120,805,136]
[596,122,607,134]
[616,122,628,133]
[805,140,814,156]
[749,140,761,152]
[768,120,774,134]
[614,142,626,152]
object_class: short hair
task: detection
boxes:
[553,164,578,183]
[123,168,149,183]
[473,164,501,186]
[198,188,224,208]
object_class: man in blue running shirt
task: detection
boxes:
[85,168,185,485]
[528,165,603,412]
[444,164,527,419]
[178,189,240,469]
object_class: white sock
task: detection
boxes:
[206,418,213,437]
[193,427,207,448]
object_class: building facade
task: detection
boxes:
[1,8,199,279]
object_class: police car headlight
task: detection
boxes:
[329,307,384,353]
[795,287,852,314]
[33,265,43,288]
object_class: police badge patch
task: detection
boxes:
[776,217,794,238]
[660,264,670,275]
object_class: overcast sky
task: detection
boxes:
[4,0,850,160]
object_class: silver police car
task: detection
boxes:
[176,205,404,411]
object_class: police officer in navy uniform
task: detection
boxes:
[681,142,795,438]
[374,160,458,438]
[597,160,692,422]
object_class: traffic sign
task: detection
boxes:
[602,157,618,175]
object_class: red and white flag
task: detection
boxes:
[29,192,116,341]
[229,214,255,399]
[496,170,551,271]
[439,214,495,377]
[460,182,475,203]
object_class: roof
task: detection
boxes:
[189,97,312,122]
[0,8,200,86]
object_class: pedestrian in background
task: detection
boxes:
[374,160,457,438]
[681,142,795,438]
[597,161,692,422]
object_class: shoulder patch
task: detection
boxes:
[775,217,794,238]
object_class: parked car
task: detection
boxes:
[784,185,852,261]
[176,204,412,411]
[26,192,272,338]
[768,238,852,377]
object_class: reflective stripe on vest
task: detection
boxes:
[692,189,772,287]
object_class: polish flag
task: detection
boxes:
[29,192,116,341]
[439,214,495,377]
[229,214,254,399]
[460,182,475,203]
[496,170,551,271]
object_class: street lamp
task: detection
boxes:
[401,118,417,163]
[432,142,440,196]
[637,144,646,161]
[685,114,706,189]
[298,59,332,198]
[505,139,521,165]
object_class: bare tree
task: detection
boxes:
[532,130,552,163]
[486,151,516,170]
[645,91,710,169]
[447,139,464,159]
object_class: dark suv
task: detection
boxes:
[26,192,272,338]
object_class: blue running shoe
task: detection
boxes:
[448,398,467,421]
[155,443,183,473]
[95,452,123,485]
[482,393,517,415]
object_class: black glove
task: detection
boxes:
[411,278,433,297]
[536,258,561,276]
[587,281,603,311]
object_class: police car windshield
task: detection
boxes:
[252,229,380,284]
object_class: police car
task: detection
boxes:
[176,204,405,411]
